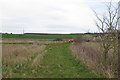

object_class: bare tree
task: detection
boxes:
[94,1,119,62]
[94,1,119,77]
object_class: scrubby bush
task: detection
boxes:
[74,35,93,43]
[70,42,118,78]
[53,38,63,41]
[73,36,84,43]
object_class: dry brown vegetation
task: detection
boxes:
[2,44,46,64]
[2,38,67,44]
[2,41,47,77]
[69,42,118,78]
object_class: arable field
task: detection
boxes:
[2,34,95,39]
[2,38,66,44]
[2,34,79,39]
[2,34,104,78]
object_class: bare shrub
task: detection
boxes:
[69,42,118,78]
[53,38,63,41]
[93,1,119,63]
[74,35,93,43]
[90,1,119,78]
[73,36,84,43]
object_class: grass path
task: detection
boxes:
[3,43,104,78]
[33,43,102,78]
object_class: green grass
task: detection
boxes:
[36,43,104,78]
[2,34,94,39]
[2,43,104,78]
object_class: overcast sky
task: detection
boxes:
[0,0,119,34]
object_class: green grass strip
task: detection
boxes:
[35,43,104,78]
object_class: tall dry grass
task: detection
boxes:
[2,38,67,44]
[2,44,46,63]
[2,43,46,78]
[69,42,118,78]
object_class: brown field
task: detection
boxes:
[2,38,68,44]
[2,43,46,77]
[2,44,46,63]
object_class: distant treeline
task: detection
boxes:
[24,33,83,35]
[25,32,119,35]
[0,33,12,34]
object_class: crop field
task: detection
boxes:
[2,34,104,78]
[2,34,95,39]
[2,34,79,39]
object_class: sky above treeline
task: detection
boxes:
[0,0,119,34]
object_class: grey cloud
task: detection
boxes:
[1,0,106,33]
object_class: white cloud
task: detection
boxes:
[0,0,119,34]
